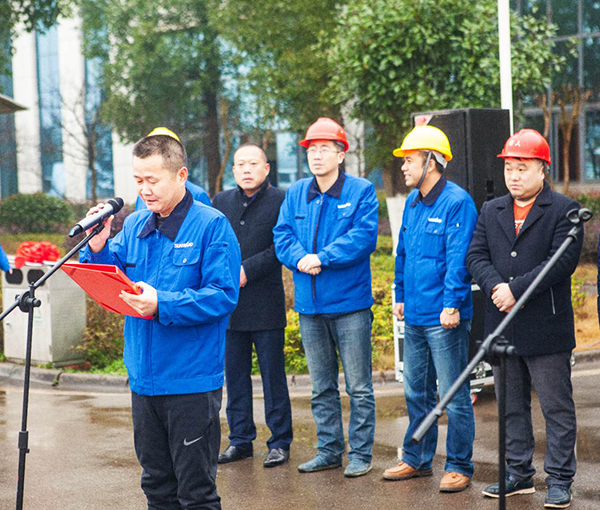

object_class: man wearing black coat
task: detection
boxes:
[467,130,582,509]
[212,144,293,468]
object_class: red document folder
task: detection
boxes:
[61,263,153,319]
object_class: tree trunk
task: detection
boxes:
[562,130,571,194]
[204,90,221,197]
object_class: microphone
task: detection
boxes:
[69,197,124,237]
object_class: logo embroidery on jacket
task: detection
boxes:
[174,242,194,248]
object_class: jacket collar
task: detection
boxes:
[307,170,345,202]
[237,177,271,203]
[496,180,552,242]
[138,188,193,241]
[411,176,447,207]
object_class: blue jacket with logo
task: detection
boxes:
[273,172,378,314]
[395,178,477,326]
[80,191,241,396]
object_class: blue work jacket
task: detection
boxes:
[274,172,378,314]
[395,178,477,326]
[80,191,241,396]
[0,244,10,272]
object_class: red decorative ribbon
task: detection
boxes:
[14,242,60,269]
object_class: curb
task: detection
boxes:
[2,350,597,392]
[0,361,400,393]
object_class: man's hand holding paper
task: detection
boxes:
[120,281,158,317]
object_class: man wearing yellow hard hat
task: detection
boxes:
[80,127,241,509]
[135,127,212,210]
[384,124,477,493]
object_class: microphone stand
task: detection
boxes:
[411,208,592,510]
[0,224,105,510]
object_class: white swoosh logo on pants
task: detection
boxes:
[183,436,203,446]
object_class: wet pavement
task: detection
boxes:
[1,362,599,509]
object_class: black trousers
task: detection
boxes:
[225,329,293,450]
[131,388,222,510]
[493,351,577,488]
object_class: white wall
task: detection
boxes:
[11,30,42,194]
[57,16,87,202]
[112,134,137,205]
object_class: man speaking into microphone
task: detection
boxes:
[80,128,241,510]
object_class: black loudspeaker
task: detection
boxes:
[411,108,510,212]
[411,108,510,369]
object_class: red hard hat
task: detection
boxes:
[497,129,551,165]
[299,117,349,151]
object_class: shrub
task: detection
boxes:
[72,298,124,369]
[568,192,600,263]
[571,276,586,311]
[0,193,72,234]
[571,191,600,217]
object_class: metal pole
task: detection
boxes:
[498,0,514,134]
[6,223,105,509]
[15,287,37,510]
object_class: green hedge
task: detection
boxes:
[0,193,72,234]
[568,192,600,263]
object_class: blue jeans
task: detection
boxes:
[402,321,475,477]
[299,309,375,463]
[225,329,293,450]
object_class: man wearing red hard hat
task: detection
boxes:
[274,117,379,478]
[467,129,583,509]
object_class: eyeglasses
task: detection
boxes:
[306,147,341,156]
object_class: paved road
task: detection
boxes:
[1,362,599,509]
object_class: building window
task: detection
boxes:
[585,109,600,180]
[85,57,114,198]
[0,38,19,198]
[36,26,65,197]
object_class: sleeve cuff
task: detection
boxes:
[317,251,329,267]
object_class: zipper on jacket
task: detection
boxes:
[550,287,556,314]
[311,196,325,304]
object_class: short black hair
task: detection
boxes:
[234,143,267,162]
[419,150,444,173]
[133,134,187,173]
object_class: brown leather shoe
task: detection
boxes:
[439,471,472,492]
[383,461,433,481]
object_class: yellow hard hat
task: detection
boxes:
[393,125,452,162]
[147,127,181,143]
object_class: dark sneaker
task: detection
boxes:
[544,485,572,508]
[298,453,342,473]
[344,459,372,478]
[482,474,535,498]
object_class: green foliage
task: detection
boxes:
[0,193,72,234]
[72,298,124,370]
[212,0,345,133]
[326,0,565,168]
[566,192,600,263]
[80,0,226,192]
[283,311,308,374]
[570,192,600,217]
[0,0,72,73]
[571,276,586,311]
[377,190,389,220]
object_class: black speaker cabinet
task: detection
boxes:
[411,108,510,365]
[411,108,510,212]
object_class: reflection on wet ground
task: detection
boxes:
[0,365,599,509]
